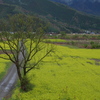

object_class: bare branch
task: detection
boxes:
[0,45,15,63]
[26,49,53,73]
[0,56,10,60]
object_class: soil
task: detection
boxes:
[91,59,100,65]
[0,51,12,54]
[50,39,100,49]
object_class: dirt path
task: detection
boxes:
[0,47,24,100]
[0,63,18,100]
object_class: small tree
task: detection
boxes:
[0,14,54,91]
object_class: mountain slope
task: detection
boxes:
[1,0,100,32]
[50,0,100,16]
[0,4,24,18]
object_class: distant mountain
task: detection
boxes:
[0,0,100,32]
[50,0,100,16]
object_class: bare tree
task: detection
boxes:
[0,14,54,91]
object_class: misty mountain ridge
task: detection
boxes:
[54,0,100,4]
[50,0,100,15]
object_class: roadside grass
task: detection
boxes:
[10,41,100,100]
[0,54,11,80]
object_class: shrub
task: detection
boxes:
[90,41,94,45]
[71,41,75,45]
[84,44,88,48]
[20,76,33,92]
[91,42,100,49]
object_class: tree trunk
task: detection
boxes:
[16,64,22,82]
[23,67,26,76]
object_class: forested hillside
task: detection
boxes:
[0,0,100,32]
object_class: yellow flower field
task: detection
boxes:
[0,42,11,80]
[0,42,11,50]
[0,54,11,80]
[11,43,100,100]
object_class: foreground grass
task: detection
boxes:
[11,44,100,100]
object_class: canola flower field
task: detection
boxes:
[0,42,11,50]
[0,42,11,80]
[10,39,100,100]
[0,55,11,80]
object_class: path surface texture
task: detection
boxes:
[0,50,24,100]
[0,64,18,100]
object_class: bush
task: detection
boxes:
[82,34,88,39]
[84,44,88,48]
[90,41,94,45]
[71,41,75,45]
[91,43,100,49]
[72,35,79,39]
[20,76,33,92]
